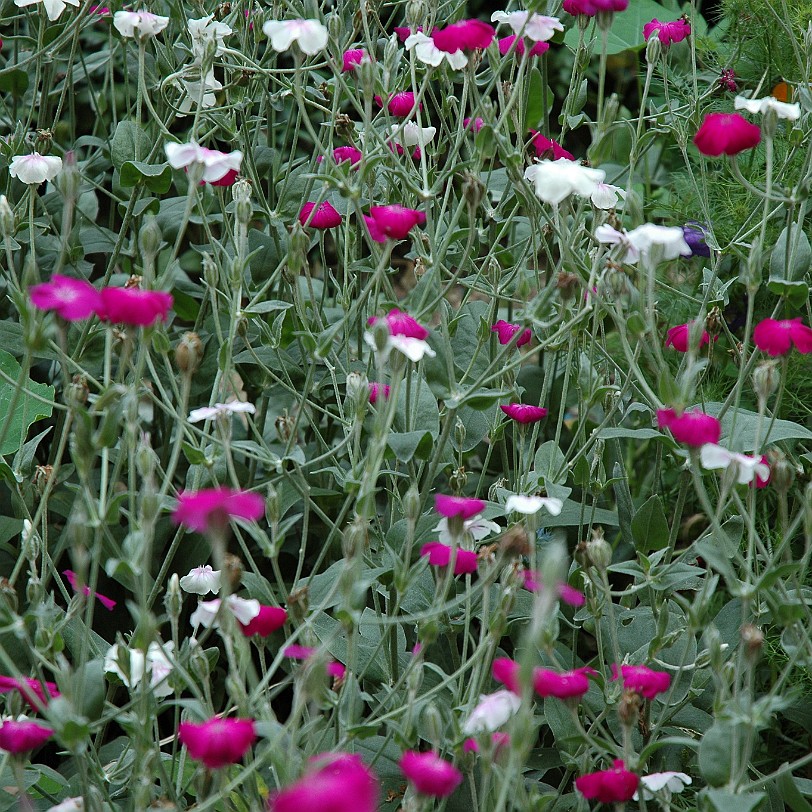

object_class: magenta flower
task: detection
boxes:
[657,408,721,447]
[693,112,761,157]
[576,760,639,803]
[63,570,116,611]
[431,19,495,53]
[368,382,390,404]
[664,323,711,352]
[30,275,102,321]
[753,455,771,489]
[643,17,691,46]
[363,205,425,243]
[563,0,628,15]
[492,657,521,694]
[500,404,548,423]
[328,146,363,166]
[394,25,421,42]
[341,48,366,71]
[719,68,738,93]
[435,494,485,519]
[0,719,54,753]
[612,663,671,699]
[368,308,429,340]
[533,667,595,699]
[492,320,531,347]
[299,201,343,229]
[375,91,420,116]
[399,750,463,797]
[98,287,172,327]
[205,168,238,187]
[178,717,256,769]
[530,131,574,160]
[521,571,585,606]
[172,487,265,533]
[283,645,346,678]
[463,731,510,754]
[498,35,549,57]
[269,753,378,812]
[753,318,812,356]
[420,542,478,575]
[463,117,485,133]
[0,676,59,708]
[238,605,287,637]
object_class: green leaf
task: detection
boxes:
[777,769,812,812]
[770,224,810,281]
[704,789,766,812]
[387,430,433,463]
[699,723,736,787]
[563,0,676,55]
[525,67,552,130]
[119,160,173,193]
[700,402,812,451]
[110,121,152,169]
[631,495,669,552]
[0,350,55,456]
[0,69,29,97]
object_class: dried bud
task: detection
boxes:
[449,466,468,494]
[65,374,89,408]
[286,586,309,624]
[461,170,485,211]
[175,332,203,374]
[342,516,368,559]
[500,526,530,558]
[221,553,243,590]
[124,274,142,290]
[556,271,580,300]
[488,477,506,504]
[740,623,763,660]
[34,129,53,155]
[617,690,642,728]
[275,411,296,442]
[586,527,612,570]
[32,464,54,497]
[771,453,796,493]
[706,306,724,336]
[752,360,780,404]
[333,113,355,142]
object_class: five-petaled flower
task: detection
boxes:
[172,487,265,532]
[263,19,328,55]
[492,320,532,347]
[399,750,463,797]
[363,206,426,243]
[753,318,812,356]
[533,667,595,699]
[9,153,63,185]
[576,760,639,804]
[734,94,801,122]
[490,11,563,41]
[501,404,548,423]
[461,690,521,735]
[657,408,721,447]
[30,275,102,321]
[365,307,435,362]
[97,287,173,327]
[405,20,495,70]
[420,542,478,575]
[665,323,711,352]
[14,0,78,21]
[0,719,54,753]
[299,201,343,229]
[699,444,771,485]
[165,141,243,183]
[113,10,169,38]
[524,159,605,205]
[178,717,256,769]
[179,565,222,595]
[611,663,671,699]
[693,112,761,156]
[643,17,691,46]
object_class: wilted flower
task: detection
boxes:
[576,760,639,803]
[656,408,721,447]
[643,17,691,46]
[0,719,54,753]
[461,690,521,735]
[30,275,102,321]
[492,320,531,347]
[98,287,173,326]
[490,11,563,41]
[699,444,771,485]
[188,401,256,423]
[753,318,812,356]
[299,201,343,229]
[179,565,222,595]
[734,94,801,121]
[104,641,174,697]
[611,663,670,699]
[719,68,738,93]
[533,667,595,699]
[173,487,265,532]
[524,159,605,205]
[9,153,63,185]
[399,750,463,797]
[693,112,761,156]
[363,206,426,242]
[420,542,478,575]
[665,323,711,352]
[14,0,78,20]
[113,10,169,38]
[63,570,116,611]
[269,753,378,812]
[263,19,328,55]
[500,404,548,423]
[178,717,256,768]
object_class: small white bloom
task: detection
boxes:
[434,516,501,545]
[633,771,692,801]
[699,444,769,485]
[46,799,84,812]
[505,494,563,516]
[178,70,223,116]
[188,401,256,423]
[387,334,437,362]
[524,159,605,205]
[405,32,469,70]
[104,641,174,698]
[14,0,78,21]
[734,95,800,122]
[462,690,521,735]
[591,182,626,210]
[113,10,169,39]
[390,122,437,148]
[164,141,243,182]
[490,11,563,42]
[187,15,232,61]
[178,565,222,595]
[190,595,260,629]
[9,153,62,185]
[263,19,328,55]
[596,223,690,263]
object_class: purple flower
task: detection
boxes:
[682,222,710,257]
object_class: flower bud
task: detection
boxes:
[138,215,162,262]
[164,573,183,619]
[602,93,620,130]
[221,553,243,590]
[449,466,468,494]
[55,150,80,201]
[586,527,612,570]
[327,13,342,40]
[345,371,368,418]
[175,332,203,374]
[232,179,252,225]
[266,483,280,527]
[770,453,795,493]
[288,222,310,276]
[0,195,14,237]
[369,317,391,355]
[403,484,421,524]
[202,253,219,289]
[752,360,780,404]
[645,33,662,64]
[461,170,485,211]
[761,106,778,140]
[617,690,642,728]
[34,129,53,155]
[65,374,89,408]
[342,515,368,559]
[286,586,309,624]
[275,412,296,442]
[406,0,424,30]
[740,623,763,661]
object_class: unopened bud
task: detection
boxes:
[449,466,468,494]
[0,195,14,238]
[358,57,376,98]
[288,222,310,276]
[135,433,158,479]
[403,484,421,524]
[266,483,279,526]
[164,573,183,618]
[602,93,620,129]
[753,360,780,403]
[461,170,485,211]
[645,33,662,64]
[369,318,391,355]
[406,0,424,30]
[771,453,795,493]
[586,527,612,570]
[175,332,203,374]
[345,371,368,418]
[202,253,218,288]
[55,150,80,200]
[761,106,778,140]
[138,215,162,262]
[232,179,252,224]
[342,516,368,559]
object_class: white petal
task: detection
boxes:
[179,565,222,594]
[188,406,219,423]
[165,141,204,169]
[591,183,626,210]
[226,595,261,625]
[294,20,328,55]
[700,443,733,470]
[445,49,469,70]
[388,335,436,362]
[462,690,521,735]
[263,21,297,51]
[505,494,563,515]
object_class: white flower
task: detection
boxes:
[9,153,62,185]
[178,70,223,116]
[189,595,260,629]
[113,10,170,39]
[104,641,174,698]
[187,15,232,61]
[734,95,800,122]
[633,772,692,801]
[390,122,437,148]
[188,401,256,423]
[46,799,84,812]
[263,19,328,55]
[405,32,468,70]
[505,494,563,516]
[595,223,691,263]
[14,0,78,21]
[591,182,626,210]
[699,444,770,485]
[490,11,563,42]
[524,159,605,205]
[387,334,437,362]
[434,516,501,545]
[165,141,243,182]
[462,690,521,735]
[178,565,222,595]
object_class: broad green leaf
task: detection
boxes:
[770,224,810,281]
[700,401,812,451]
[777,769,812,812]
[631,495,669,552]
[119,160,173,193]
[525,67,552,130]
[704,789,766,812]
[0,350,55,456]
[699,723,736,787]
[110,120,152,169]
